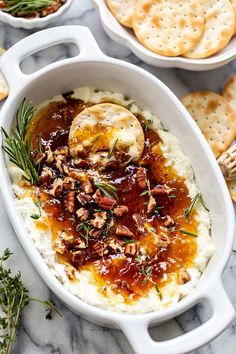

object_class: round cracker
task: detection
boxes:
[184,0,234,59]
[222,74,236,117]
[181,91,236,158]
[132,0,205,57]
[0,47,8,101]
[227,179,236,202]
[230,0,236,34]
[69,103,145,166]
[106,0,135,28]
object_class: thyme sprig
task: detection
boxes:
[179,229,198,238]
[183,193,209,219]
[77,221,91,247]
[0,249,60,354]
[95,181,118,201]
[1,99,39,185]
[2,0,54,15]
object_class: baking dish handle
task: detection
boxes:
[0,25,105,92]
[120,281,235,354]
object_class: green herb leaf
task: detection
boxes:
[30,214,40,220]
[122,238,136,244]
[2,0,55,15]
[179,229,198,237]
[95,181,118,201]
[183,193,209,219]
[108,138,118,158]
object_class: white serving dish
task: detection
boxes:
[0,0,72,29]
[0,26,235,354]
[92,0,236,71]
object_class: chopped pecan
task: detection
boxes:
[116,225,134,238]
[132,213,145,233]
[124,242,140,256]
[164,215,175,227]
[40,166,53,186]
[89,228,103,238]
[90,212,107,229]
[92,189,102,203]
[82,180,93,194]
[156,231,170,248]
[65,191,75,213]
[136,167,148,189]
[108,238,123,252]
[49,178,63,197]
[105,161,119,171]
[147,195,157,214]
[53,237,67,254]
[98,196,116,210]
[178,268,191,285]
[74,158,91,169]
[61,231,74,244]
[54,146,69,156]
[68,170,86,181]
[70,144,84,158]
[45,145,53,163]
[114,205,129,217]
[151,184,173,196]
[93,241,105,256]
[77,192,92,205]
[71,250,85,265]
[34,152,45,165]
[63,177,75,190]
[76,208,89,221]
[65,264,76,281]
[73,239,86,249]
[55,154,69,174]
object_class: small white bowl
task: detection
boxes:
[0,0,72,29]
[92,0,236,71]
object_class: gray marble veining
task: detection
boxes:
[0,1,236,353]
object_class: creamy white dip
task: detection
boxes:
[10,87,215,314]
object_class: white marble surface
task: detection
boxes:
[0,1,236,353]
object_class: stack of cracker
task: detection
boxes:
[106,0,236,58]
[181,76,236,202]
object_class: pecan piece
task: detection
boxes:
[156,232,170,248]
[65,264,76,281]
[68,170,86,181]
[77,192,92,205]
[70,144,84,158]
[65,191,75,213]
[151,184,173,196]
[45,145,53,163]
[55,154,69,174]
[98,196,116,210]
[53,237,66,254]
[136,167,148,189]
[74,158,91,169]
[92,189,102,203]
[76,208,89,221]
[147,195,157,214]
[178,268,191,285]
[61,231,74,244]
[105,161,119,171]
[132,213,145,233]
[116,225,134,238]
[164,215,175,227]
[82,180,93,194]
[89,228,103,238]
[73,239,86,249]
[90,212,107,229]
[114,205,129,217]
[71,250,85,265]
[63,177,75,190]
[40,166,53,186]
[93,241,105,257]
[49,178,63,197]
[124,242,140,256]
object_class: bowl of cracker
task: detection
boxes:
[93,0,236,71]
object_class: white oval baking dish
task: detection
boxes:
[92,0,236,71]
[0,26,235,354]
[0,0,72,29]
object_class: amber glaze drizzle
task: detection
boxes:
[30,97,197,302]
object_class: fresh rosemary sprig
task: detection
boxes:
[0,249,61,354]
[31,197,42,219]
[108,138,118,158]
[95,181,118,201]
[77,221,91,247]
[1,99,39,185]
[183,193,209,219]
[179,229,198,237]
[2,0,54,15]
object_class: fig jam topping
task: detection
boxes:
[30,97,197,302]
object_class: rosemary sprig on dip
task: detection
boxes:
[1,99,39,185]
[108,138,118,158]
[2,0,54,15]
[183,193,209,219]
[95,181,118,201]
[179,229,198,237]
[0,249,60,354]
